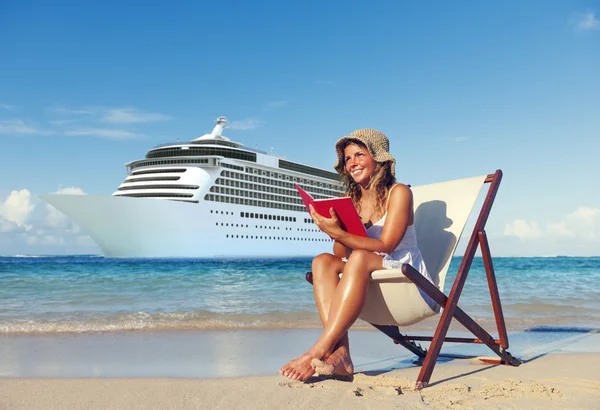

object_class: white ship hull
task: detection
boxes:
[39,194,333,258]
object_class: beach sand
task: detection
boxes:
[1,329,599,409]
[1,354,599,409]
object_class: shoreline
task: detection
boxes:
[1,353,598,409]
[2,315,599,335]
[1,327,599,379]
[1,327,599,408]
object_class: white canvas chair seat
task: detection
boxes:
[354,175,488,326]
[359,270,436,326]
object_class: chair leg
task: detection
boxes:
[479,230,509,349]
[401,264,521,390]
[415,307,454,389]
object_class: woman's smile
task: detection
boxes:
[344,144,376,185]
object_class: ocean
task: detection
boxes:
[1,256,599,334]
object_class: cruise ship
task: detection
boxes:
[39,117,344,258]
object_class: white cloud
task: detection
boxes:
[0,189,36,227]
[65,128,143,140]
[0,103,15,111]
[263,100,288,111]
[49,119,78,126]
[0,188,99,255]
[547,207,600,241]
[50,106,172,124]
[504,219,542,240]
[0,119,46,135]
[504,207,600,242]
[570,11,600,31]
[1,105,171,141]
[546,221,574,238]
[102,108,172,124]
[49,106,97,116]
[228,118,264,130]
[56,187,85,195]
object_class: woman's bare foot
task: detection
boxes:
[311,346,353,377]
[279,352,318,381]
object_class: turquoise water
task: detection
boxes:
[1,256,599,333]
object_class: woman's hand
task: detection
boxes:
[309,205,344,238]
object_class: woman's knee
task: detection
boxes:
[312,253,341,280]
[312,253,336,270]
[345,250,382,275]
[346,249,370,265]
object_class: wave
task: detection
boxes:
[0,310,326,334]
[2,309,599,335]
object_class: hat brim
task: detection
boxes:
[334,136,396,176]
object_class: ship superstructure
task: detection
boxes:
[40,117,345,258]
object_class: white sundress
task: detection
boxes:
[365,188,437,310]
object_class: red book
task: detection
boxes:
[295,184,368,237]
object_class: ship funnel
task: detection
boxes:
[192,116,230,141]
[211,116,227,136]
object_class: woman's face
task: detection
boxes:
[344,143,377,186]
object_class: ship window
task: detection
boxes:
[131,168,187,176]
[146,146,257,162]
[117,184,199,191]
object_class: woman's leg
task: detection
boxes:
[280,250,383,380]
[311,254,353,376]
[312,253,346,328]
[279,253,345,379]
[313,250,383,359]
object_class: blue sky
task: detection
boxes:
[0,0,599,256]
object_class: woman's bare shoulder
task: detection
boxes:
[389,183,412,198]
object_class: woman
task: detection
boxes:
[279,128,433,381]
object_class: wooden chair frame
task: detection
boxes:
[306,170,521,389]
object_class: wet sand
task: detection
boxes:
[1,328,599,408]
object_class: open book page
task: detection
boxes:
[295,184,368,237]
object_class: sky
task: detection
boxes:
[0,0,599,256]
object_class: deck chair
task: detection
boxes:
[306,170,521,389]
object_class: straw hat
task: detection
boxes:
[334,128,396,177]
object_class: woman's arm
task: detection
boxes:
[311,184,413,254]
[333,240,352,258]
